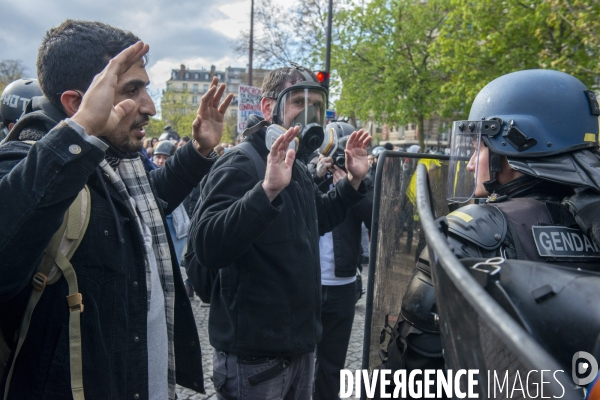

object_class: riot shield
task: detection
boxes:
[415,164,581,400]
[362,151,450,374]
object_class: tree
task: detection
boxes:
[234,0,305,68]
[435,0,600,118]
[333,0,447,151]
[145,117,165,138]
[222,113,238,144]
[0,60,26,92]
[233,0,335,70]
[161,90,198,137]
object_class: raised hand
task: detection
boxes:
[192,76,234,157]
[344,129,372,189]
[262,126,300,202]
[72,41,149,136]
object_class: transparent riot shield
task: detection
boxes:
[362,151,450,375]
[414,164,581,400]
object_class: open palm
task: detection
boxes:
[192,76,234,156]
[345,129,372,181]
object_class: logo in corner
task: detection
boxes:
[572,351,598,386]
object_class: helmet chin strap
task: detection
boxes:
[482,151,503,194]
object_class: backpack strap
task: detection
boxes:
[236,141,266,179]
[4,185,91,400]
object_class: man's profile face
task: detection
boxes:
[107,59,156,153]
[466,139,490,198]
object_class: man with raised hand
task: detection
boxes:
[0,20,231,400]
[189,65,371,399]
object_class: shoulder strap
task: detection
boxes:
[4,186,91,400]
[236,141,266,179]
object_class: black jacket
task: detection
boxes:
[189,117,366,357]
[0,99,213,399]
[313,172,374,278]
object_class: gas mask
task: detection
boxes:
[318,121,355,169]
[264,67,328,158]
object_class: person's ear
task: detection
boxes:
[261,97,274,122]
[60,90,84,117]
[8,122,14,130]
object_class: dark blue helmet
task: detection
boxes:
[469,69,599,158]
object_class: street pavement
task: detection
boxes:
[176,266,369,399]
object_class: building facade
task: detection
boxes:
[162,65,268,120]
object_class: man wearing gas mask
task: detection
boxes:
[188,65,372,399]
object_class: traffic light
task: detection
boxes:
[316,71,330,89]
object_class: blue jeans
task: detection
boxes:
[212,350,314,400]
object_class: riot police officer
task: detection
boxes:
[377,69,600,398]
[445,69,600,265]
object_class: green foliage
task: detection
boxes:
[435,0,600,118]
[161,90,198,138]
[145,117,165,138]
[333,0,446,151]
[222,114,237,145]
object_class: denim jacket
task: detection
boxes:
[0,101,213,399]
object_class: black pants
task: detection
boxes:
[314,282,356,400]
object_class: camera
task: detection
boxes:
[333,151,346,169]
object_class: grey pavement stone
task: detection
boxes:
[176,265,370,399]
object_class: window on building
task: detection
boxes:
[193,84,198,92]
[230,109,237,117]
[205,74,209,79]
[192,96,198,104]
[195,73,198,79]
[203,84,208,92]
[185,73,189,78]
[183,83,188,90]
[172,72,177,79]
[166,83,171,90]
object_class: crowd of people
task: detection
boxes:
[1,17,599,400]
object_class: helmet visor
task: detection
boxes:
[278,89,326,129]
[447,121,482,202]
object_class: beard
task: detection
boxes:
[106,115,150,153]
[111,133,144,153]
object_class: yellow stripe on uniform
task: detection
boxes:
[448,210,473,223]
[584,133,597,142]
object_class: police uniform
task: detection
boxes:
[376,69,600,397]
[447,196,600,270]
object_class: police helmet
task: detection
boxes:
[448,69,600,201]
[468,69,599,157]
[372,146,385,158]
[329,121,355,139]
[1,79,42,125]
[154,140,176,157]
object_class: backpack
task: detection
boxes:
[1,141,90,400]
[184,141,266,304]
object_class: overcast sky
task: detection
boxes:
[0,0,272,92]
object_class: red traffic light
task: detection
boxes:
[316,71,330,83]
